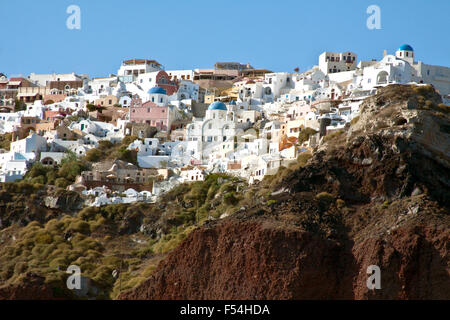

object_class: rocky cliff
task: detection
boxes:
[0,274,61,300]
[120,85,450,300]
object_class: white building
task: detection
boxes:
[186,101,238,161]
[318,51,357,75]
[118,59,163,83]
[180,167,205,182]
[394,44,450,96]
[10,133,47,156]
[351,45,450,96]
[170,80,199,101]
[88,76,117,96]
[166,70,195,82]
[28,72,87,87]
[128,138,159,156]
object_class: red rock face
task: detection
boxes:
[0,274,59,300]
[119,221,345,300]
[352,225,449,299]
[118,218,449,300]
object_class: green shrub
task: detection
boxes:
[58,161,85,182]
[98,140,114,150]
[2,181,42,194]
[30,176,46,185]
[298,127,318,144]
[223,192,239,206]
[54,177,70,188]
[49,257,69,270]
[84,148,103,162]
[436,103,449,115]
[92,265,115,288]
[86,104,99,112]
[296,152,312,167]
[35,232,53,245]
[316,192,335,210]
[336,199,346,209]
[0,133,12,150]
[68,220,91,235]
[350,116,360,126]
[115,148,137,164]
[323,130,344,142]
[120,136,140,147]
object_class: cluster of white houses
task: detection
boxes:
[0,44,449,205]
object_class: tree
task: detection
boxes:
[98,140,114,150]
[86,104,99,112]
[14,99,26,112]
[0,133,12,150]
[298,127,318,144]
[115,148,137,165]
[121,136,140,147]
[58,151,86,182]
[84,148,103,162]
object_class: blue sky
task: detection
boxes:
[1,0,449,78]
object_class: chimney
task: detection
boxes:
[383,50,387,58]
[319,118,331,137]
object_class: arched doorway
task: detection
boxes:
[377,71,389,84]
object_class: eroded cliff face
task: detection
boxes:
[119,216,448,300]
[0,188,83,229]
[119,85,450,300]
[0,274,61,300]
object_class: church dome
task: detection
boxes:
[208,101,227,110]
[229,100,236,105]
[148,86,167,95]
[399,44,413,51]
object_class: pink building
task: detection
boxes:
[129,95,171,131]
